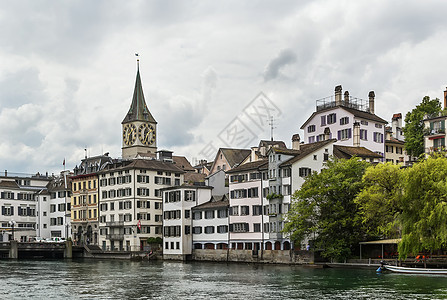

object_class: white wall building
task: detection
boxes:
[98,159,183,251]
[0,172,50,242]
[43,171,72,239]
[162,185,212,260]
[192,195,229,250]
[301,85,387,159]
[227,160,273,251]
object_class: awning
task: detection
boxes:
[359,238,401,245]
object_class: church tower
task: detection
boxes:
[122,60,157,158]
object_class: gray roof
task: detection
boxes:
[193,194,229,210]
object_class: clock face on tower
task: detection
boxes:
[123,123,137,146]
[138,123,156,145]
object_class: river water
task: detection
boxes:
[0,259,446,299]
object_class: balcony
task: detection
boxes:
[425,128,445,136]
[106,234,124,241]
[106,221,124,227]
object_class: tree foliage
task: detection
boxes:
[403,96,441,158]
[355,163,405,239]
[398,154,447,259]
[284,157,370,260]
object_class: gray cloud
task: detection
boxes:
[263,49,297,82]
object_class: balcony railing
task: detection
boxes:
[106,234,124,241]
[424,128,446,136]
[106,221,124,227]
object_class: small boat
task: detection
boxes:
[384,265,447,275]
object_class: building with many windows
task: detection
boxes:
[71,154,113,245]
[301,85,387,159]
[192,194,229,251]
[41,171,72,239]
[98,159,184,252]
[162,185,212,260]
[0,171,50,242]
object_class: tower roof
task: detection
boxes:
[122,65,157,124]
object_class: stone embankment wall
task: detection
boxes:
[192,249,314,264]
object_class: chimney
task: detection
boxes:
[335,85,342,106]
[353,122,360,147]
[368,91,375,114]
[344,91,349,106]
[324,127,331,140]
[292,134,301,150]
[444,87,447,109]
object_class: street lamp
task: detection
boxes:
[8,220,16,241]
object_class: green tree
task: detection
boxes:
[403,96,441,158]
[355,163,405,239]
[284,157,369,260]
[398,154,447,259]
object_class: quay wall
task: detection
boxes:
[192,249,314,264]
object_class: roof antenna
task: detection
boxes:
[268,116,277,141]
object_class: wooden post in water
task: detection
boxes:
[64,240,72,259]
[9,240,18,259]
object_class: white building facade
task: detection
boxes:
[0,172,50,242]
[98,159,183,252]
[162,185,212,260]
[301,85,387,159]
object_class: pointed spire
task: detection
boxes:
[122,56,157,124]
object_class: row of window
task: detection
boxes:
[164,190,196,203]
[386,145,404,154]
[72,180,97,191]
[50,203,70,213]
[50,217,64,226]
[101,188,132,199]
[50,191,71,199]
[229,203,290,216]
[72,195,97,206]
[72,208,97,220]
[99,175,132,187]
[1,192,39,200]
[100,200,132,211]
[192,209,228,220]
[230,188,259,199]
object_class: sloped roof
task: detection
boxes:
[280,139,336,167]
[333,145,383,159]
[122,67,157,124]
[220,148,251,168]
[300,105,388,129]
[100,159,184,173]
[173,156,195,172]
[385,137,405,145]
[269,147,301,156]
[226,160,268,174]
[258,140,287,148]
[0,180,19,188]
[193,194,229,210]
[184,172,206,183]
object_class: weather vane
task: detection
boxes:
[135,53,140,69]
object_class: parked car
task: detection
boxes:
[34,237,44,243]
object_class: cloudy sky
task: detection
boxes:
[1,0,446,175]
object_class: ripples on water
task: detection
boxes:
[0,259,446,299]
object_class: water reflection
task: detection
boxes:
[0,260,446,299]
